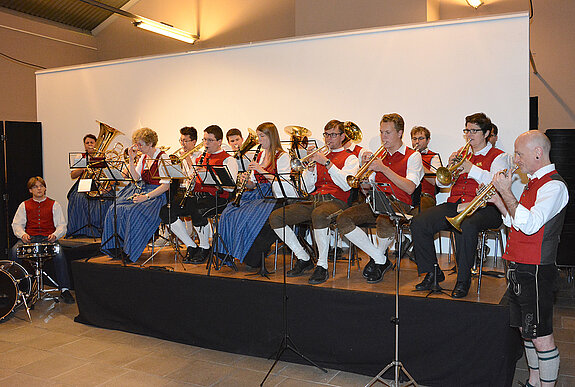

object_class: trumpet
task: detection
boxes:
[446,166,519,231]
[169,143,204,165]
[290,145,330,172]
[436,140,473,186]
[346,144,388,188]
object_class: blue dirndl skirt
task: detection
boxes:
[217,183,276,262]
[100,183,166,262]
[66,180,112,238]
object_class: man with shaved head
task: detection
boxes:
[491,130,569,387]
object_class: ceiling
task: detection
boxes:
[0,0,130,32]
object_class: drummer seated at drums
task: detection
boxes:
[9,176,75,304]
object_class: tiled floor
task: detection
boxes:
[1,270,574,386]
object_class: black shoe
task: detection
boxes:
[366,260,393,284]
[286,259,314,277]
[308,266,328,285]
[60,290,75,304]
[362,258,376,278]
[183,246,198,263]
[451,280,471,298]
[415,270,445,291]
[191,248,210,264]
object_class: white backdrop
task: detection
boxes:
[37,12,529,213]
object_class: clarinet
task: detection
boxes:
[179,149,207,208]
[231,145,262,207]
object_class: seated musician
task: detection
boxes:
[226,128,244,152]
[410,113,509,298]
[218,122,291,268]
[163,125,238,264]
[336,113,424,283]
[10,176,75,304]
[66,134,112,237]
[269,119,359,285]
[410,126,441,212]
[101,127,170,263]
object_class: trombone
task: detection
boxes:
[436,140,473,186]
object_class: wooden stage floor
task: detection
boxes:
[84,241,509,305]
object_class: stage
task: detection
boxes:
[72,244,522,387]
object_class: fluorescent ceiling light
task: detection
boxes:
[133,19,198,44]
[466,0,484,8]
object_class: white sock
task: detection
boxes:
[273,226,310,261]
[170,220,197,247]
[314,228,329,269]
[195,225,210,249]
[538,347,560,384]
[524,340,539,371]
[185,219,194,235]
[376,236,394,263]
[345,227,386,264]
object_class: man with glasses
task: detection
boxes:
[269,120,359,285]
[410,126,442,212]
[161,125,238,263]
[490,130,567,387]
[335,114,423,283]
[410,113,509,298]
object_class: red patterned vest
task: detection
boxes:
[254,151,282,183]
[25,198,56,236]
[420,150,438,197]
[503,171,567,265]
[374,147,417,205]
[141,151,166,186]
[313,150,354,202]
[447,147,504,203]
[195,150,233,198]
[349,144,363,158]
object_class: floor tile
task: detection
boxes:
[50,336,113,358]
[214,366,285,386]
[278,362,339,384]
[51,362,128,386]
[124,353,193,377]
[99,369,173,386]
[15,353,87,379]
[166,359,233,385]
[0,346,52,370]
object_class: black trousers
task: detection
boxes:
[410,201,502,282]
[159,191,228,227]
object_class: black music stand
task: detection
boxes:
[196,164,237,275]
[261,171,326,386]
[366,182,418,387]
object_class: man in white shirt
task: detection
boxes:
[11,176,75,304]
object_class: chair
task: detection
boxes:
[474,227,507,294]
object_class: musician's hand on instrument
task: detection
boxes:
[460,159,473,174]
[362,152,373,164]
[128,145,138,160]
[47,234,57,243]
[487,190,503,206]
[22,233,31,244]
[448,151,459,165]
[314,152,329,166]
[492,170,512,193]
[248,161,264,174]
[457,202,470,213]
[369,158,385,173]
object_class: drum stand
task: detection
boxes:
[28,256,60,304]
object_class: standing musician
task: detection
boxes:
[269,119,359,285]
[336,113,424,283]
[11,177,75,303]
[101,127,170,263]
[410,113,509,298]
[218,122,291,268]
[67,134,112,237]
[410,126,441,212]
[165,125,238,264]
[490,131,568,387]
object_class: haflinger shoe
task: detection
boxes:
[286,259,314,277]
[183,246,198,263]
[191,248,211,264]
[308,266,328,285]
[366,259,393,284]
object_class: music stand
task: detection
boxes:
[366,182,418,387]
[261,170,326,386]
[195,163,237,274]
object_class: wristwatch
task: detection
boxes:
[325,160,331,168]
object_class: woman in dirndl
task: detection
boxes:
[217,122,292,268]
[101,128,169,262]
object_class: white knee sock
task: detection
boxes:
[524,340,539,371]
[170,220,197,248]
[314,228,330,269]
[273,226,310,261]
[538,347,560,384]
[376,236,394,263]
[345,227,386,264]
[195,225,210,249]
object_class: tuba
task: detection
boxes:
[436,140,472,186]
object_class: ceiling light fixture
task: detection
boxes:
[466,0,484,9]
[133,19,198,44]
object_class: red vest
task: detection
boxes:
[448,147,504,203]
[349,144,363,158]
[420,150,438,197]
[503,171,567,265]
[195,150,233,198]
[313,150,354,202]
[141,151,166,186]
[374,147,417,205]
[25,198,56,236]
[254,151,281,184]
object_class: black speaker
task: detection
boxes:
[530,96,538,130]
[545,129,575,266]
[0,121,43,257]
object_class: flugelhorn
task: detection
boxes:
[346,144,388,188]
[436,140,473,186]
[446,166,519,231]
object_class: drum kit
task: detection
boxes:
[0,242,60,322]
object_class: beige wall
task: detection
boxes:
[1,0,574,131]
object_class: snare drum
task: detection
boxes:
[0,260,35,320]
[16,242,59,259]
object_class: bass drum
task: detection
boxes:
[0,260,36,321]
